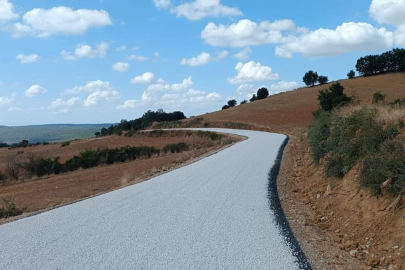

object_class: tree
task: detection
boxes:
[317,82,351,111]
[227,99,237,107]
[250,94,257,102]
[257,88,269,100]
[347,70,355,79]
[303,71,319,87]
[240,100,247,105]
[318,76,329,85]
[222,105,230,110]
[94,132,101,137]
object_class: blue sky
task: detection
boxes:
[0,0,404,126]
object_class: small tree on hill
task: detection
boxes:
[227,99,237,107]
[318,76,329,85]
[347,70,355,79]
[250,94,257,102]
[240,100,247,105]
[222,105,230,110]
[257,88,269,100]
[317,82,351,111]
[303,71,319,87]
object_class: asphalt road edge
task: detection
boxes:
[268,135,313,270]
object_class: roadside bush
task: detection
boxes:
[163,143,189,154]
[196,131,224,141]
[223,122,252,129]
[308,110,332,165]
[0,198,23,219]
[20,154,62,177]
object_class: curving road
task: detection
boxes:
[0,129,310,270]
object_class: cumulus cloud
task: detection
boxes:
[128,54,148,61]
[275,22,393,58]
[0,96,13,108]
[269,81,299,93]
[396,25,405,45]
[234,47,252,60]
[201,19,296,47]
[25,85,47,97]
[16,54,40,64]
[8,6,112,38]
[84,90,120,107]
[180,52,211,66]
[116,46,127,52]
[236,84,256,100]
[112,62,130,72]
[217,50,228,59]
[49,97,81,109]
[229,61,280,84]
[64,80,114,95]
[171,0,242,21]
[61,42,109,60]
[0,0,18,23]
[131,72,155,84]
[153,0,171,9]
[369,0,405,27]
[118,76,222,110]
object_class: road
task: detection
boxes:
[0,129,310,270]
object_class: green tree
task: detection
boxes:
[227,99,237,107]
[249,94,257,102]
[318,76,329,85]
[257,88,269,100]
[317,82,351,111]
[347,70,355,79]
[303,70,319,87]
[240,100,247,105]
[222,105,230,110]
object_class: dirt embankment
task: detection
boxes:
[186,73,405,269]
[0,131,242,224]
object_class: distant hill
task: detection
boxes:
[0,124,112,144]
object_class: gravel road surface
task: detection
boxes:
[0,129,307,270]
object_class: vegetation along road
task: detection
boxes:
[0,129,310,270]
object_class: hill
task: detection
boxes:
[0,124,112,144]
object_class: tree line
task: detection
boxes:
[97,109,186,137]
[356,48,405,76]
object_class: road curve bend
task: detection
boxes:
[0,129,310,270]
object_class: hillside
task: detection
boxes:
[0,124,112,144]
[201,73,405,133]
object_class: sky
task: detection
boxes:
[0,0,404,126]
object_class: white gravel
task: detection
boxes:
[0,129,300,270]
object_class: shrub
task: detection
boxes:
[222,105,230,110]
[163,143,189,154]
[0,198,24,219]
[5,155,19,180]
[317,82,351,111]
[347,70,356,79]
[257,88,269,100]
[61,141,70,147]
[240,100,247,105]
[0,171,7,181]
[372,92,386,104]
[250,94,257,102]
[318,76,329,85]
[308,110,332,165]
[227,99,237,107]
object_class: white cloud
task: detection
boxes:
[112,62,130,72]
[8,6,112,38]
[201,19,296,47]
[8,106,22,112]
[236,84,256,100]
[275,22,393,58]
[16,54,40,64]
[153,0,171,9]
[49,97,81,109]
[116,46,127,52]
[234,47,252,60]
[128,54,149,61]
[154,52,160,57]
[25,85,47,97]
[229,61,280,84]
[395,25,405,45]
[217,50,228,59]
[84,90,120,107]
[0,0,18,23]
[180,52,211,66]
[171,0,242,21]
[118,76,223,110]
[131,72,155,84]
[61,42,109,60]
[0,96,12,108]
[269,81,298,93]
[369,0,405,27]
[64,80,114,95]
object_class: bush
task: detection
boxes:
[308,110,332,165]
[0,198,23,219]
[227,100,237,107]
[222,105,230,110]
[317,82,351,111]
[0,171,7,181]
[61,141,70,147]
[240,100,247,105]
[163,143,189,154]
[372,92,386,104]
[347,70,356,79]
[318,76,329,85]
[257,88,269,100]
[250,94,257,102]
[5,155,19,180]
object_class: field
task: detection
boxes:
[0,124,112,144]
[0,130,242,221]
